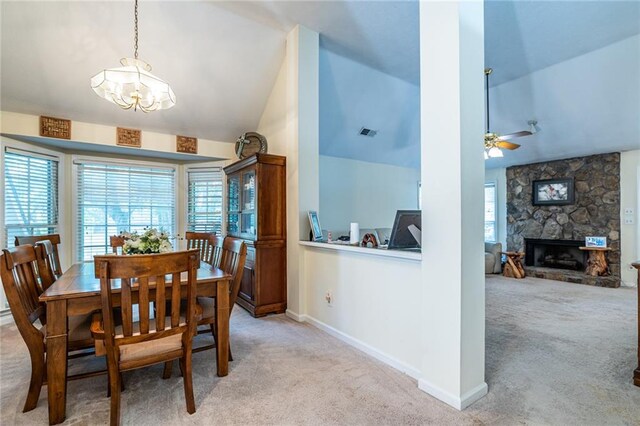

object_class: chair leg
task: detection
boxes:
[180,355,196,414]
[109,369,122,426]
[162,361,173,379]
[23,349,45,412]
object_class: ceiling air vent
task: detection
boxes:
[359,127,377,137]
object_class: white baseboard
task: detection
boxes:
[418,379,488,410]
[285,309,307,322]
[301,314,421,380]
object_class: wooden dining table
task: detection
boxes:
[39,261,232,425]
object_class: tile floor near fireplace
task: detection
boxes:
[523,238,620,288]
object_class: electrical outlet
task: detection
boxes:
[325,290,332,305]
[624,208,634,215]
[625,217,635,225]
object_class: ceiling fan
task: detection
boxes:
[484,68,533,159]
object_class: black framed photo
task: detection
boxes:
[308,211,323,241]
[532,178,575,206]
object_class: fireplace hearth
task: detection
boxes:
[524,239,587,272]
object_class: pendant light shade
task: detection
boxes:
[90,0,175,112]
[91,58,176,112]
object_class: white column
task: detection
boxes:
[285,25,320,319]
[418,0,487,409]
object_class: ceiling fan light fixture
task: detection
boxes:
[488,147,503,158]
[91,0,175,112]
[528,120,539,134]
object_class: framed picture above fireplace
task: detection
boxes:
[532,178,575,206]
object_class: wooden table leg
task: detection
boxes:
[215,279,230,377]
[46,300,68,425]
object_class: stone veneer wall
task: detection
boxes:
[506,153,621,280]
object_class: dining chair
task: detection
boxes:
[208,234,225,268]
[0,244,96,413]
[92,250,200,426]
[163,237,246,378]
[109,235,126,254]
[185,231,215,265]
[34,240,59,291]
[194,237,247,357]
[15,234,63,278]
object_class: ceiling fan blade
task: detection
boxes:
[497,141,520,150]
[499,130,533,141]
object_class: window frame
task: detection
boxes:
[184,163,226,238]
[484,181,497,243]
[1,139,66,314]
[72,155,179,262]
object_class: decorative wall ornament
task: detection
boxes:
[117,127,141,148]
[176,135,197,154]
[235,132,268,159]
[40,116,71,139]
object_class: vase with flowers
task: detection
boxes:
[119,228,173,254]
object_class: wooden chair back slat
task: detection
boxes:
[15,234,63,277]
[138,277,150,334]
[171,272,181,328]
[185,232,215,265]
[110,236,126,254]
[220,237,248,310]
[155,276,166,331]
[94,250,200,354]
[35,240,58,290]
[209,235,225,269]
[121,278,133,337]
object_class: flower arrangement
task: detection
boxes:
[119,228,173,255]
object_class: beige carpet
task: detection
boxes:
[1,276,639,425]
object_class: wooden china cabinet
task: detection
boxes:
[224,154,286,317]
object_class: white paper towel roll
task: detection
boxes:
[350,222,360,244]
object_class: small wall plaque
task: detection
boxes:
[40,116,71,139]
[117,127,141,148]
[177,135,198,154]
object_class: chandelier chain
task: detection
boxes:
[134,0,139,59]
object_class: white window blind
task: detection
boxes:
[76,160,176,261]
[484,183,497,242]
[187,167,223,234]
[3,147,59,248]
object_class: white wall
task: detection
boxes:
[319,155,420,231]
[301,247,422,377]
[621,149,640,287]
[484,167,507,248]
[0,111,236,160]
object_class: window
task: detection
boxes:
[3,147,59,248]
[484,183,496,242]
[186,167,224,234]
[76,159,176,261]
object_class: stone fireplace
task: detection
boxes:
[507,153,621,288]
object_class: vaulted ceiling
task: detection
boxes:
[1,1,639,167]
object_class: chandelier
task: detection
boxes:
[90,0,175,112]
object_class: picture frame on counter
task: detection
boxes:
[308,211,323,242]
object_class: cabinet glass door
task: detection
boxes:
[241,171,256,238]
[227,175,240,235]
